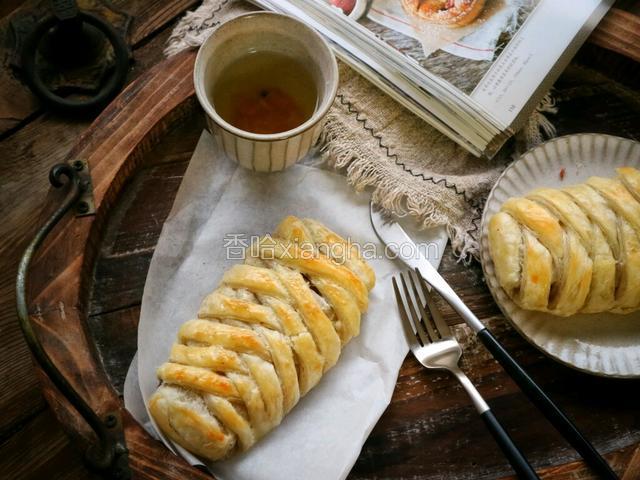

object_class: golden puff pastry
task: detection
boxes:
[488,167,640,317]
[149,216,375,460]
[401,0,485,27]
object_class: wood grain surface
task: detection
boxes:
[0,2,198,479]
[24,49,206,479]
[589,8,640,63]
[84,77,640,478]
[1,1,640,479]
[0,0,199,134]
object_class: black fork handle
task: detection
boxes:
[478,329,618,479]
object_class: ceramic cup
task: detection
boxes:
[194,12,339,172]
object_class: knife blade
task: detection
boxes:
[369,203,485,332]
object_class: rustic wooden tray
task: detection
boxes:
[21,47,640,480]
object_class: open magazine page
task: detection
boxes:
[328,0,611,127]
[255,0,504,155]
[361,1,532,95]
[470,0,612,125]
[253,0,612,156]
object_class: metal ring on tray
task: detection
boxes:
[21,11,130,113]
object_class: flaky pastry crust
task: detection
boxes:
[149,216,375,460]
[488,167,640,317]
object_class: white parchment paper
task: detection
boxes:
[125,130,447,480]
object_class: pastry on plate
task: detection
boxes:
[401,0,486,27]
[149,216,375,460]
[488,167,640,317]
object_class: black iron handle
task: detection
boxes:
[481,409,539,479]
[16,164,131,479]
[21,0,130,113]
[477,329,618,479]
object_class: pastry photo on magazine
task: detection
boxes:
[252,0,614,158]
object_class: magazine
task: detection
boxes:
[249,0,613,158]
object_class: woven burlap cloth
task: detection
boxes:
[165,0,557,259]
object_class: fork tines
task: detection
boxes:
[392,269,453,346]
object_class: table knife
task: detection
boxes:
[370,203,617,480]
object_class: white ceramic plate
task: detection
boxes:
[480,134,640,378]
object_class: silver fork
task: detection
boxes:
[393,269,539,480]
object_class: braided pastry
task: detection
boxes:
[488,167,640,317]
[149,216,375,460]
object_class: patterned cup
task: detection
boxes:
[194,12,338,172]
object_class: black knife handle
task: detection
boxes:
[481,409,539,479]
[477,329,618,479]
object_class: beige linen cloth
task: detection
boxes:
[164,0,557,259]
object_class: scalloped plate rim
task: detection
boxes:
[480,133,640,379]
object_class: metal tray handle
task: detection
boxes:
[16,163,131,479]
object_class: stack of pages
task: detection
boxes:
[250,0,613,158]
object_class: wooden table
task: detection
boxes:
[1,1,639,479]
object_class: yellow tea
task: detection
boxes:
[212,51,318,135]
